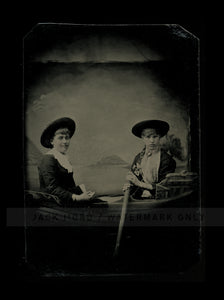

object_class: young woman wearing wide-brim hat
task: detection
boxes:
[124,119,176,199]
[38,117,95,206]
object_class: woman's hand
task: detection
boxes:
[126,172,141,187]
[125,172,154,190]
[72,191,95,201]
[122,182,131,192]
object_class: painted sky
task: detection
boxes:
[24,24,198,168]
[25,63,189,166]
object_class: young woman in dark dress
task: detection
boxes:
[38,117,95,206]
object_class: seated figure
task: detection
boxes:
[123,119,176,200]
[38,117,95,206]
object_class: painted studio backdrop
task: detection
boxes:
[24,24,199,196]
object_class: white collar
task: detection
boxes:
[46,148,73,173]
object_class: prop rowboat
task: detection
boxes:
[24,172,198,228]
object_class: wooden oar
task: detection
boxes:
[113,185,130,257]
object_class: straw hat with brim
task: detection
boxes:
[40,117,76,148]
[132,120,169,138]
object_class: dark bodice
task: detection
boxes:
[38,154,81,205]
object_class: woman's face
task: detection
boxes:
[51,128,71,154]
[141,128,161,150]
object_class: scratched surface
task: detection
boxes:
[21,24,201,280]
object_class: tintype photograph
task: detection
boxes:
[16,23,203,281]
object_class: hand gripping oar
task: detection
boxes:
[113,185,130,257]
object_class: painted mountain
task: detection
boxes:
[76,155,130,196]
[90,155,129,167]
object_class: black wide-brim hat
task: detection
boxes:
[132,119,169,138]
[40,117,76,148]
